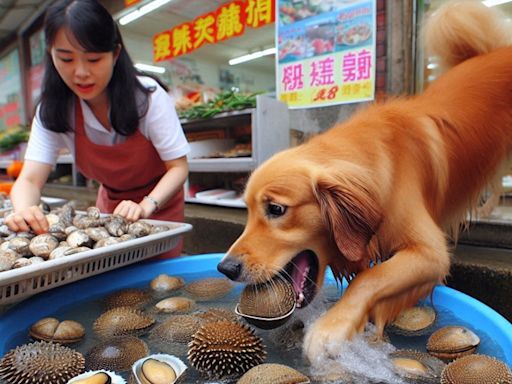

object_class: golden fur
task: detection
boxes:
[218,0,512,363]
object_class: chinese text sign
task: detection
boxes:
[277,0,376,108]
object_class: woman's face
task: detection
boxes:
[50,27,119,106]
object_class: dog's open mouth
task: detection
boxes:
[284,250,319,308]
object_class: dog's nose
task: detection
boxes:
[217,258,242,280]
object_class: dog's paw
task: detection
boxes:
[302,314,358,365]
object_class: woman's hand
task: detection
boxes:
[113,199,150,221]
[5,206,49,234]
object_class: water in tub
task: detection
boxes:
[0,270,508,384]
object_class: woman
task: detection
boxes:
[5,0,190,257]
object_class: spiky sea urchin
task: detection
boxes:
[0,341,85,384]
[188,320,266,379]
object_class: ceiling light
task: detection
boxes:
[135,63,166,74]
[119,0,175,25]
[229,47,276,66]
[482,0,512,6]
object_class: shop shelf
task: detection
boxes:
[0,220,192,305]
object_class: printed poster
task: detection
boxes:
[277,0,376,108]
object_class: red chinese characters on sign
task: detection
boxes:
[153,0,275,62]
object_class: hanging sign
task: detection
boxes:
[277,0,376,109]
[153,0,275,62]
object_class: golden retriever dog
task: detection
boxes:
[218,0,512,364]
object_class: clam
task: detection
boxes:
[29,317,85,344]
[237,363,310,384]
[105,288,151,309]
[185,277,233,301]
[119,234,136,242]
[68,370,126,384]
[94,237,122,248]
[155,297,195,313]
[29,256,45,264]
[93,306,155,338]
[150,274,185,292]
[67,230,92,248]
[0,249,19,271]
[29,234,59,259]
[236,278,296,329]
[12,257,31,268]
[196,308,240,323]
[128,221,153,238]
[105,215,128,236]
[49,245,73,260]
[86,336,149,372]
[131,354,187,384]
[150,225,170,234]
[427,326,480,361]
[85,227,111,242]
[390,350,446,383]
[45,213,61,227]
[8,237,31,256]
[48,222,67,241]
[149,314,204,345]
[389,306,437,336]
[65,225,80,235]
[87,206,101,219]
[440,354,512,383]
[64,246,92,256]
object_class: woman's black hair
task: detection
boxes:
[40,0,167,135]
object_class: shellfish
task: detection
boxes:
[149,274,185,292]
[154,297,195,313]
[389,306,437,336]
[29,317,85,344]
[68,370,126,384]
[440,354,512,384]
[93,306,155,338]
[29,234,59,259]
[185,277,233,301]
[86,336,149,372]
[0,340,85,384]
[104,288,151,309]
[188,320,266,379]
[237,363,310,384]
[131,354,187,384]
[236,278,296,329]
[426,326,480,361]
[390,349,446,383]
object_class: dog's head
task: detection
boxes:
[218,146,382,308]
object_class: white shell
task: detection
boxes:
[131,354,187,384]
[67,370,126,384]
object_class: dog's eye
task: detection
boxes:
[266,202,287,218]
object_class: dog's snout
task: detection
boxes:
[217,258,242,281]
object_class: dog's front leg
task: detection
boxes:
[303,238,450,365]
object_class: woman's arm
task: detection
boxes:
[5,160,54,234]
[113,156,188,221]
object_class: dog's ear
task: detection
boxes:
[314,173,382,263]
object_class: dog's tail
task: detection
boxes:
[423,0,512,73]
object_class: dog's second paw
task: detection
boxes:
[302,314,358,365]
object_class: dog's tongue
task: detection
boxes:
[291,251,310,295]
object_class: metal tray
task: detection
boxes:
[0,220,192,305]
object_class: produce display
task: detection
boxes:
[178,91,258,121]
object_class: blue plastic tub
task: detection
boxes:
[0,253,511,366]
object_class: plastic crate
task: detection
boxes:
[0,220,192,305]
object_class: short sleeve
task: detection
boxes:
[23,105,73,165]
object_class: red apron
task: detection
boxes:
[74,99,184,258]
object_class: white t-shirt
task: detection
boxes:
[24,76,190,165]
